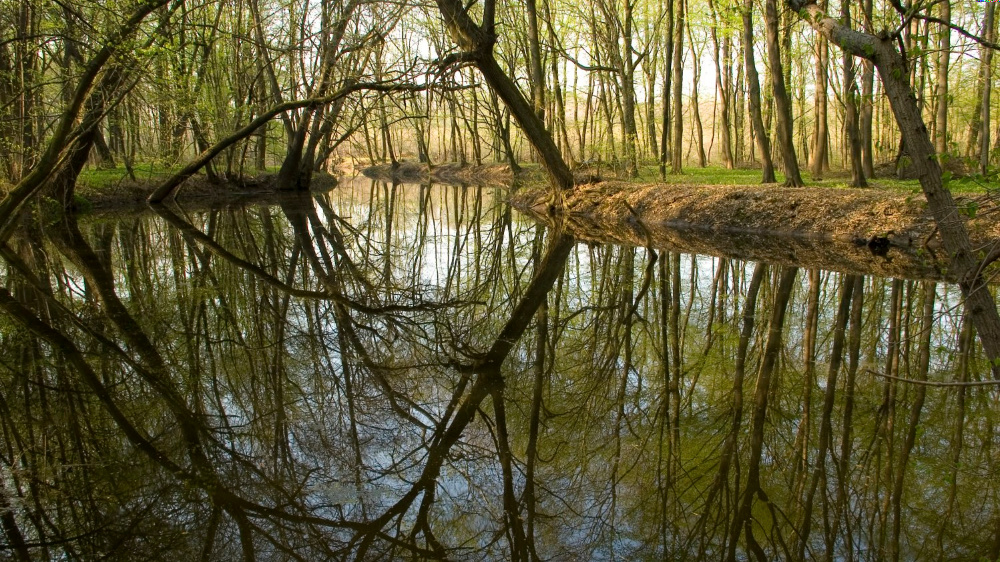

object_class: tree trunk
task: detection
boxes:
[934,1,950,156]
[0,0,172,238]
[659,0,675,179]
[860,0,875,178]
[743,2,776,183]
[710,0,734,169]
[842,0,866,186]
[525,0,545,121]
[688,24,707,167]
[810,33,830,178]
[435,0,572,193]
[670,0,685,174]
[621,0,640,177]
[764,0,804,186]
[545,0,576,167]
[980,4,996,175]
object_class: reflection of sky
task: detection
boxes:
[3,182,994,560]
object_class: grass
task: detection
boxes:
[612,162,1000,195]
[73,159,1000,199]
[76,163,181,189]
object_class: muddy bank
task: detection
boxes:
[512,181,1000,281]
[362,162,515,185]
[78,172,339,212]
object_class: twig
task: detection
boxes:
[864,368,1000,387]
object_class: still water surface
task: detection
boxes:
[0,177,997,560]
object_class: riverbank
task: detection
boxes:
[66,171,340,212]
[510,181,1000,280]
[34,163,1000,279]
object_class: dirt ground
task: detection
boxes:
[511,181,1000,281]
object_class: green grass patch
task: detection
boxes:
[628,163,1000,194]
[76,163,181,189]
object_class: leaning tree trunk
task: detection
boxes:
[788,0,1000,376]
[434,0,573,199]
[0,0,171,239]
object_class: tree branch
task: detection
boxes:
[146,81,427,203]
[865,369,1000,387]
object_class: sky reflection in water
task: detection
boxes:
[0,177,996,560]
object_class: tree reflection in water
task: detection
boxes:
[0,177,997,560]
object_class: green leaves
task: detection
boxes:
[959,200,979,219]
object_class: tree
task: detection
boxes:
[670,0,685,174]
[763,0,804,186]
[0,0,173,238]
[743,0,776,183]
[659,0,675,179]
[709,0,735,169]
[934,0,950,156]
[842,0,866,187]
[967,3,996,174]
[433,0,574,195]
[809,5,830,179]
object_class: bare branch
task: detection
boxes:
[865,369,1000,387]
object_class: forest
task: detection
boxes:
[3,0,1000,559]
[2,0,998,196]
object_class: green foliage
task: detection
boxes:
[77,164,179,189]
[959,200,979,219]
[73,194,93,214]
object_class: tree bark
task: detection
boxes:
[621,0,640,177]
[670,0,685,174]
[842,0,866,186]
[743,2,776,183]
[525,0,545,121]
[860,0,876,178]
[709,0,734,169]
[0,0,173,239]
[980,4,996,175]
[810,29,830,178]
[689,24,707,167]
[764,0,804,186]
[934,1,950,156]
[659,0,675,179]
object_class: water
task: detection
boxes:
[0,176,996,560]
